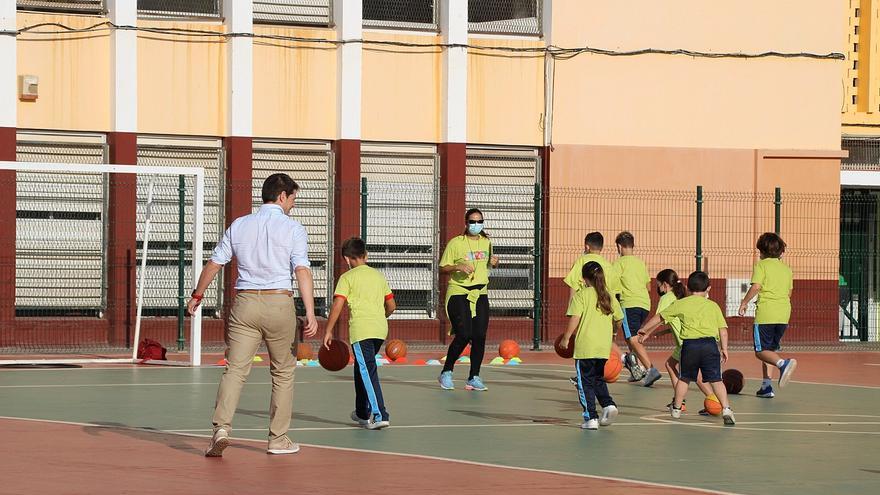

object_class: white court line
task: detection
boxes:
[640,413,880,435]
[0,378,573,389]
[0,415,742,495]
[167,421,667,432]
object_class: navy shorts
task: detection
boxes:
[622,307,649,339]
[679,337,722,383]
[753,324,787,352]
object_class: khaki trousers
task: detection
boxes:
[211,292,297,441]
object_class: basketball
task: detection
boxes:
[722,368,744,394]
[385,339,407,361]
[296,342,314,361]
[554,333,575,359]
[703,395,723,416]
[318,339,351,372]
[604,352,622,383]
[498,340,520,359]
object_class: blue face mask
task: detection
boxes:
[468,223,483,236]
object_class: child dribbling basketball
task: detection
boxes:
[323,237,396,430]
[559,261,623,430]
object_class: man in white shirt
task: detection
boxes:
[188,173,318,457]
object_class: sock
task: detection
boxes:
[776,359,785,369]
[762,378,772,388]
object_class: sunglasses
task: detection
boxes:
[467,220,484,224]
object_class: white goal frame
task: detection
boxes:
[0,161,206,367]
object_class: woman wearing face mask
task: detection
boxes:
[437,208,500,391]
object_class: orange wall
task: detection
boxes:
[16,13,111,132]
[253,25,337,140]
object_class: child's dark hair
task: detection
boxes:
[341,237,367,259]
[615,231,635,248]
[657,269,686,299]
[584,232,604,250]
[756,232,786,258]
[686,271,710,293]
[462,207,489,238]
[582,261,613,315]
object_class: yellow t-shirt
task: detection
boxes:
[751,257,793,324]
[333,265,393,344]
[566,287,624,359]
[440,235,491,297]
[659,295,726,341]
[613,255,651,310]
[656,291,683,352]
[563,253,622,296]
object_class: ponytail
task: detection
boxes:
[657,268,686,299]
[583,261,613,315]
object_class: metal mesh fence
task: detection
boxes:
[468,0,541,36]
[137,0,222,19]
[17,0,105,14]
[253,0,332,26]
[363,0,438,31]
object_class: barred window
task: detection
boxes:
[468,0,541,36]
[254,0,332,26]
[842,137,880,171]
[17,0,105,14]
[138,0,222,19]
[363,0,438,31]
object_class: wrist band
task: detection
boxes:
[191,291,204,301]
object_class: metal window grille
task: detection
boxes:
[842,137,880,171]
[15,132,108,315]
[254,0,332,26]
[138,0,222,19]
[363,0,438,31]
[361,143,439,318]
[468,0,541,36]
[252,141,334,316]
[466,147,539,317]
[17,0,105,14]
[136,138,224,316]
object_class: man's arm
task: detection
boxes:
[186,261,223,315]
[295,266,317,337]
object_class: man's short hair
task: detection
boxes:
[687,271,711,292]
[615,231,635,248]
[584,232,604,250]
[262,173,299,203]
[341,237,367,259]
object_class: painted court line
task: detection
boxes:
[0,378,572,389]
[640,413,880,435]
[167,421,669,433]
[0,416,743,495]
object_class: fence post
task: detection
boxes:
[360,177,368,242]
[177,175,186,351]
[774,187,782,235]
[533,182,542,350]
[695,185,703,272]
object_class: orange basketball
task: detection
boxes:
[703,396,723,416]
[554,333,575,359]
[385,339,407,361]
[604,352,622,383]
[318,339,351,372]
[296,342,314,360]
[498,340,520,359]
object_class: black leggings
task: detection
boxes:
[443,294,490,379]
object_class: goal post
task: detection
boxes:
[0,161,206,367]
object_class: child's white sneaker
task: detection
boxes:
[670,405,682,419]
[722,407,736,426]
[599,405,619,426]
[580,418,599,430]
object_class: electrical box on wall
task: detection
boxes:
[19,75,38,101]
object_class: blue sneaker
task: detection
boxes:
[438,371,454,390]
[778,358,797,388]
[756,384,775,398]
[465,376,488,391]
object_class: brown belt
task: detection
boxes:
[237,289,292,296]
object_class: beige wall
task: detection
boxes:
[467,38,544,146]
[253,26,337,140]
[16,13,111,132]
[361,32,441,143]
[137,20,226,136]
[551,0,845,150]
